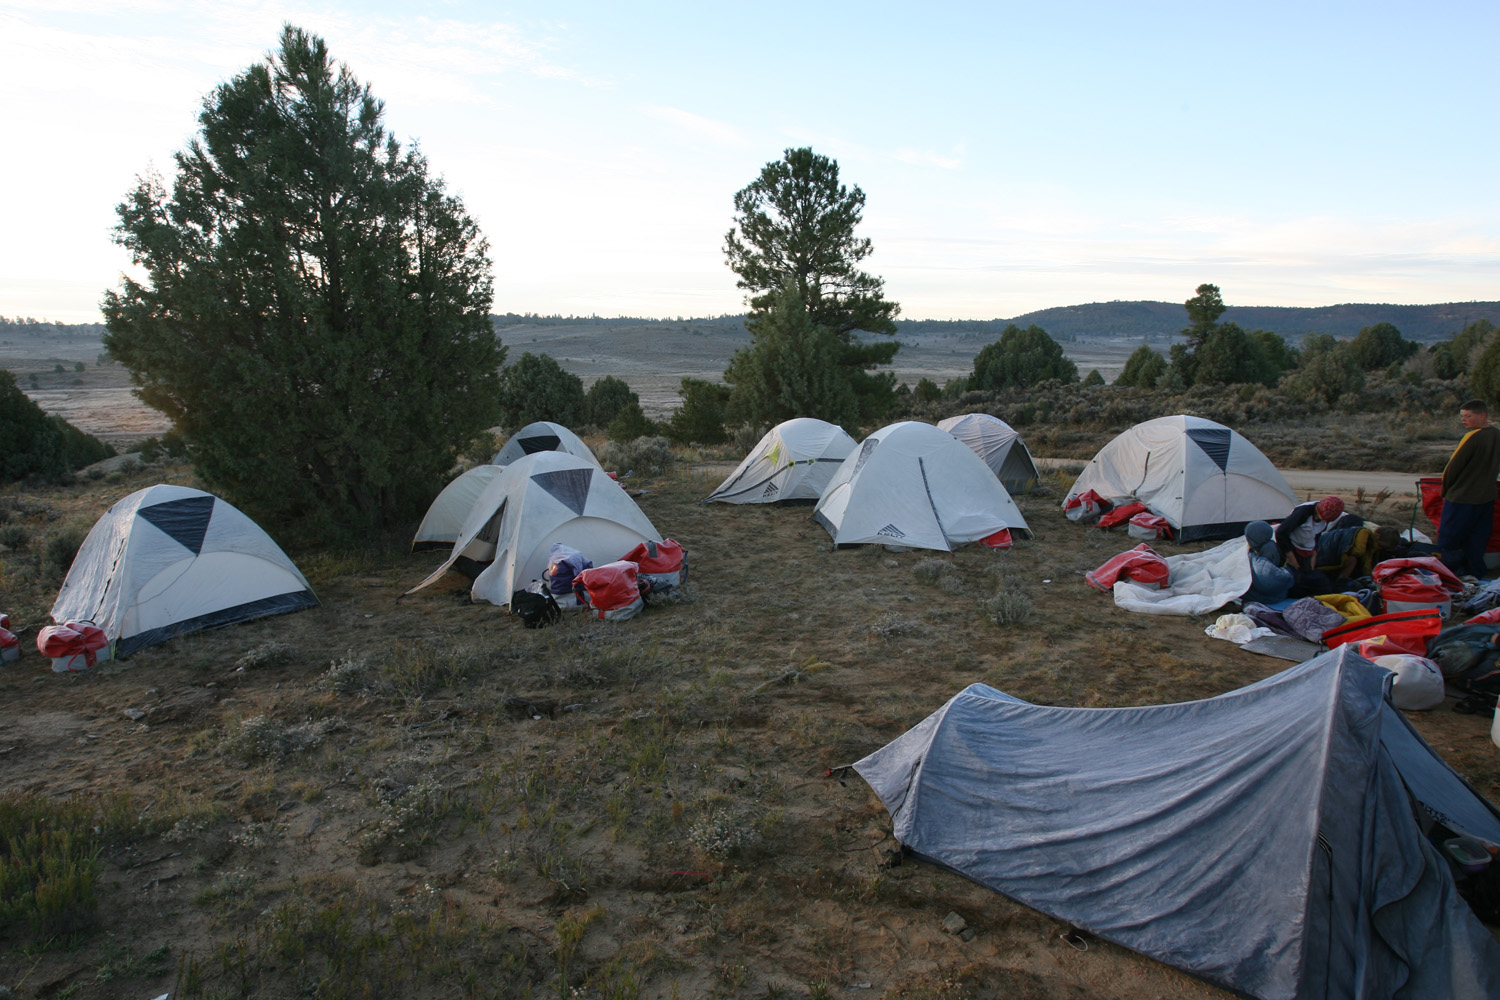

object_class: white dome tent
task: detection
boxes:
[705,417,856,504]
[411,464,505,552]
[493,421,601,468]
[51,485,317,656]
[813,421,1030,551]
[938,413,1041,494]
[405,451,660,607]
[1065,415,1296,542]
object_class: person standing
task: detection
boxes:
[1439,399,1500,579]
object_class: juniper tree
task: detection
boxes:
[968,324,1078,390]
[495,353,585,428]
[103,26,504,534]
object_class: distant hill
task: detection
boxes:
[499,300,1500,345]
[972,300,1500,344]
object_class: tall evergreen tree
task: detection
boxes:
[723,148,899,420]
[724,283,858,428]
[1182,283,1227,350]
[103,26,504,534]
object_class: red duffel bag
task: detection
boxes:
[1097,502,1149,531]
[1321,608,1444,657]
[621,539,688,593]
[573,561,646,621]
[1086,543,1170,592]
[1064,489,1112,523]
[37,621,112,672]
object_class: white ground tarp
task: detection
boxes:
[1112,537,1252,615]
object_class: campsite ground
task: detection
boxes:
[1,452,1498,1000]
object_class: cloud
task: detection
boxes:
[642,105,748,149]
[893,147,963,170]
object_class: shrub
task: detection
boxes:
[0,793,109,938]
[496,352,585,429]
[584,375,637,428]
[667,377,731,445]
[985,588,1034,627]
[596,436,675,476]
[1,371,114,484]
[688,807,761,860]
[607,400,658,442]
[43,525,87,577]
[0,523,28,551]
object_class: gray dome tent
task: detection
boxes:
[493,421,601,468]
[853,647,1500,1000]
[937,413,1040,494]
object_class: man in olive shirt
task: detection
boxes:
[1439,399,1500,578]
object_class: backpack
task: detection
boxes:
[510,589,562,629]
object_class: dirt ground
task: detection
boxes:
[1,451,1497,1000]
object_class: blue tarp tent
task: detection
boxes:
[853,648,1500,1000]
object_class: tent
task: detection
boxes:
[405,451,660,607]
[813,421,1029,551]
[1064,414,1295,542]
[493,421,601,468]
[937,413,1040,494]
[704,417,855,504]
[853,647,1500,1000]
[52,485,318,656]
[412,464,505,552]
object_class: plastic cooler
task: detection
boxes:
[1381,577,1452,617]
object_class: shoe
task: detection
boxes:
[1453,693,1497,718]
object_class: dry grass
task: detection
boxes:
[0,452,1494,1000]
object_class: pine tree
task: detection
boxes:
[723,148,899,420]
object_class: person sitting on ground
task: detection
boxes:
[1243,521,1294,604]
[1312,522,1378,581]
[1275,496,1364,572]
[1373,525,1441,561]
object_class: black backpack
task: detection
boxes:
[510,590,561,629]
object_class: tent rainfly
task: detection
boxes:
[813,421,1029,551]
[704,417,855,504]
[493,421,601,468]
[405,451,659,607]
[937,413,1040,494]
[412,464,505,552]
[51,485,318,656]
[853,647,1500,1000]
[1064,414,1296,542]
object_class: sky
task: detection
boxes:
[2,1,1497,324]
